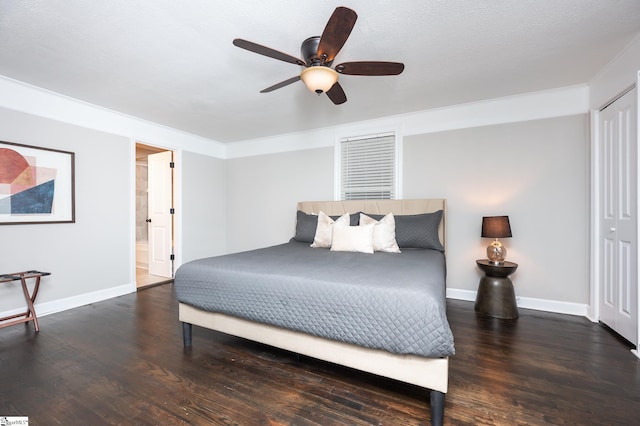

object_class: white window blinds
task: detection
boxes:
[339,133,396,200]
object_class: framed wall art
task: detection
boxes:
[0,140,75,224]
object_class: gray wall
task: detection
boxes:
[223,115,589,304]
[181,150,227,262]
[226,147,334,253]
[0,105,589,315]
[0,107,131,311]
[404,115,588,303]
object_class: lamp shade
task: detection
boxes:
[300,66,339,94]
[481,216,512,238]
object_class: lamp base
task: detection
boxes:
[487,240,506,264]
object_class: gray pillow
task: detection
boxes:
[338,212,362,227]
[293,210,318,243]
[366,210,444,251]
[293,210,361,243]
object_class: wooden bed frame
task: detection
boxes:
[180,199,449,426]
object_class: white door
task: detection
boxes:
[599,87,638,345]
[148,151,173,278]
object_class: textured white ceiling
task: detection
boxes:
[0,1,639,143]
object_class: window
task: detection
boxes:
[337,132,398,200]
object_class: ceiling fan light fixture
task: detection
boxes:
[300,66,338,94]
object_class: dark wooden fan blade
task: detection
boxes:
[335,61,405,76]
[317,7,357,63]
[260,76,301,93]
[326,82,347,105]
[233,39,305,66]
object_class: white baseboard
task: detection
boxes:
[446,288,589,317]
[2,283,590,327]
[0,283,135,322]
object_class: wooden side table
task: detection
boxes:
[0,270,50,332]
[475,260,518,319]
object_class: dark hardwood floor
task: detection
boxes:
[1,283,638,425]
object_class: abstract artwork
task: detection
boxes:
[0,141,75,224]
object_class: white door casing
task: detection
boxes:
[148,151,173,278]
[598,87,638,345]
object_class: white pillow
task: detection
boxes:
[310,211,350,248]
[359,213,401,253]
[330,223,375,253]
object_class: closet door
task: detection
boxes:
[599,87,638,345]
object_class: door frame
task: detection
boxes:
[589,75,640,355]
[133,141,182,287]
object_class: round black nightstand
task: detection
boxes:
[475,259,519,319]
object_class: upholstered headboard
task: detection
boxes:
[297,199,447,251]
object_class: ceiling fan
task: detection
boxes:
[232,6,404,105]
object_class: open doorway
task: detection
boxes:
[136,142,175,289]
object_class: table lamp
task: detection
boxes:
[481,216,512,264]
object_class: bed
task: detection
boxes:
[175,199,454,426]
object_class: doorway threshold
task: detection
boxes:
[136,267,173,290]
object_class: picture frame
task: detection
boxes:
[0,140,75,224]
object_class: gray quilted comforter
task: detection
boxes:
[175,241,455,357]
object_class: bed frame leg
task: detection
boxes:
[430,390,445,426]
[182,322,192,347]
